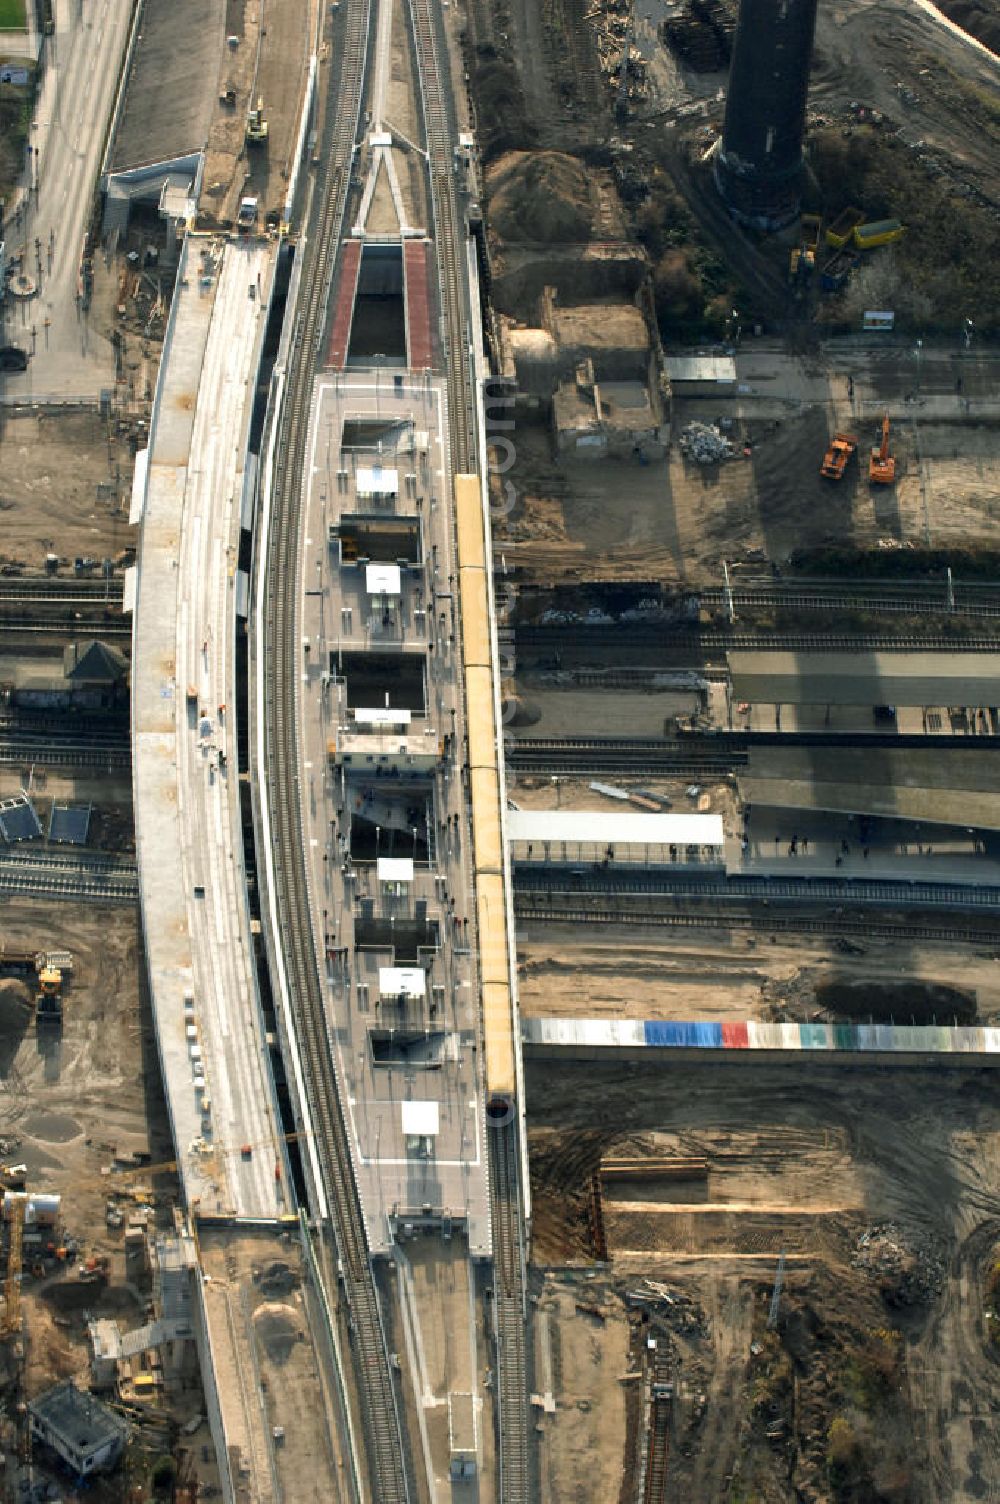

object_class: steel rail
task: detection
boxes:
[516,626,1000,654]
[508,735,744,778]
[708,575,1000,597]
[0,617,131,635]
[0,711,129,736]
[0,851,136,874]
[699,587,1000,618]
[514,868,1000,911]
[512,902,1000,945]
[259,0,411,1497]
[0,852,138,902]
[0,743,131,769]
[0,579,124,603]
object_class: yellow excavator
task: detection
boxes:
[0,944,70,1021]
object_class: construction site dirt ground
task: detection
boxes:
[526,1058,1000,1503]
[0,411,133,572]
[0,907,183,1376]
[201,0,317,227]
[197,1226,346,1503]
[501,403,1000,587]
[515,919,1000,1025]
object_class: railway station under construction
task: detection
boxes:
[2,3,1000,1504]
[126,0,530,1495]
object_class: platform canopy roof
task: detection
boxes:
[506,808,724,847]
[379,966,426,999]
[664,354,736,384]
[740,746,1000,829]
[356,464,398,496]
[401,1100,439,1137]
[729,650,1000,707]
[366,563,401,595]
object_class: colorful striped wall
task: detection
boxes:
[521,1017,1000,1057]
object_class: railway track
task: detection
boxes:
[715,575,1000,599]
[488,1118,530,1502]
[409,0,476,474]
[260,0,411,1497]
[408,0,530,1493]
[509,736,744,777]
[700,585,1000,618]
[0,711,129,737]
[518,626,1000,654]
[0,742,131,769]
[0,714,130,768]
[0,616,131,635]
[0,851,138,902]
[0,578,124,605]
[514,867,1000,911]
[508,731,1000,776]
[513,901,1000,945]
[643,1361,671,1504]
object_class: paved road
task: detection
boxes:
[724,343,1000,421]
[1,0,133,400]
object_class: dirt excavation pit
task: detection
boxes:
[0,977,32,1030]
[527,1059,1000,1501]
[810,976,977,1026]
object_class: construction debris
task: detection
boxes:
[852,1222,946,1306]
[678,421,735,464]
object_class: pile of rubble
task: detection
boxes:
[679,421,735,464]
[852,1222,946,1307]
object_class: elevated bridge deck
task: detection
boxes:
[135,236,348,1503]
[134,236,285,1218]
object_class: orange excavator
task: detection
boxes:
[869,413,896,484]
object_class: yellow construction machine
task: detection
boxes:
[0,944,70,1022]
[246,98,269,146]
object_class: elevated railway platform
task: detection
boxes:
[249,0,532,1492]
[295,370,492,1257]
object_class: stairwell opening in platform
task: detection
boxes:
[346,781,434,865]
[348,244,406,365]
[368,1030,446,1067]
[335,649,426,714]
[354,911,440,959]
[334,514,422,567]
